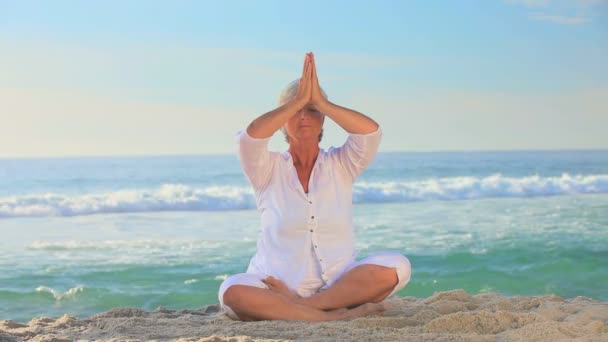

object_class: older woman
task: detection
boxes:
[218,52,411,321]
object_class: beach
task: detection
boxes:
[3,0,608,339]
[1,289,607,341]
[1,152,607,340]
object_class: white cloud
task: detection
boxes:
[507,0,608,7]
[576,0,608,6]
[506,0,607,24]
[531,13,591,23]
[506,0,551,7]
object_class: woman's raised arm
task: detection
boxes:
[309,53,379,135]
[247,53,313,139]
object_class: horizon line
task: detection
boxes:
[2,147,608,160]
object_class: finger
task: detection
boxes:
[309,63,315,94]
[311,54,318,81]
[306,54,313,78]
[303,55,311,83]
[307,54,313,80]
[301,53,309,77]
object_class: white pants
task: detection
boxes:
[218,251,412,320]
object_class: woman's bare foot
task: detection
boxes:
[262,276,302,301]
[320,303,385,321]
[339,302,386,320]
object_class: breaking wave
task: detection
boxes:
[1,174,607,218]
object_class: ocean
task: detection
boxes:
[1,150,607,323]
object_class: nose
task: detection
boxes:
[297,110,311,119]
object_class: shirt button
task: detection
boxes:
[314,245,318,248]
[311,216,314,219]
[319,258,323,261]
[309,201,312,204]
[310,229,313,232]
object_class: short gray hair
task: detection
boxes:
[278,79,328,143]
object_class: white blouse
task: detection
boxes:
[236,126,382,291]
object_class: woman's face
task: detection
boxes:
[284,105,325,143]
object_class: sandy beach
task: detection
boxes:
[1,289,607,341]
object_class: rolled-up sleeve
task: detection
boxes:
[236,128,274,191]
[336,126,382,182]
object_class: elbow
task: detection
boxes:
[363,121,380,135]
[246,121,274,140]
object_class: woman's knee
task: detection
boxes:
[395,254,412,285]
[362,252,412,288]
[218,273,268,307]
[372,253,412,300]
[222,285,247,308]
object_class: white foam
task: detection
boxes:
[28,239,225,251]
[23,239,233,267]
[0,184,254,218]
[35,285,84,300]
[214,274,229,281]
[353,173,608,203]
[1,174,607,218]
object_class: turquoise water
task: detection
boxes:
[1,151,607,322]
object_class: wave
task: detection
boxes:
[1,174,607,218]
[353,173,608,202]
[28,239,226,251]
[0,184,252,218]
[35,285,85,301]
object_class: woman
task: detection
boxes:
[218,52,411,321]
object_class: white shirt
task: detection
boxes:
[236,126,382,291]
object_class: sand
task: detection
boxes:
[1,289,607,341]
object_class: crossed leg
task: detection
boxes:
[222,284,385,321]
[265,264,399,311]
[220,253,411,321]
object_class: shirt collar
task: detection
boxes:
[282,149,325,195]
[281,149,326,166]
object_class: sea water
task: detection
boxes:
[1,151,607,322]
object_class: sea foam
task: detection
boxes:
[35,286,84,301]
[1,174,607,218]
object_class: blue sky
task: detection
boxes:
[0,0,607,157]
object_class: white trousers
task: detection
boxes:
[218,251,412,320]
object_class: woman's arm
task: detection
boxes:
[247,53,313,139]
[317,101,379,135]
[247,99,306,139]
[309,53,379,134]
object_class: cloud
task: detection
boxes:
[507,0,551,7]
[575,0,608,5]
[507,0,608,7]
[530,13,591,23]
[506,0,607,24]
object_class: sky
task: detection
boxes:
[0,0,607,158]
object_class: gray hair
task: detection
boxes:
[278,79,328,143]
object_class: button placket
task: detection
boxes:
[307,164,327,281]
[308,197,324,277]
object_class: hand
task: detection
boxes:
[293,52,313,107]
[310,52,329,107]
